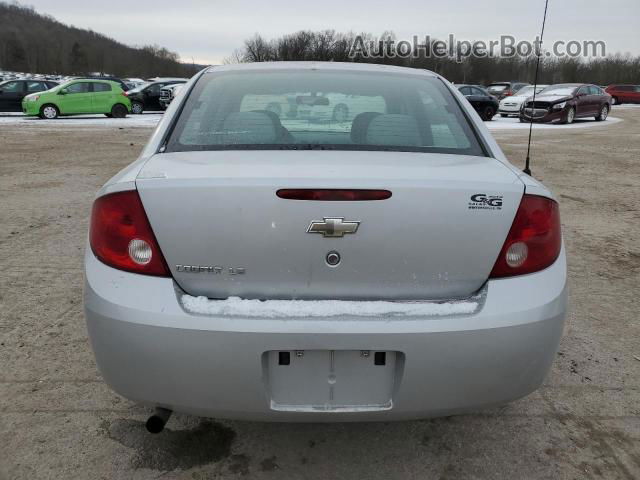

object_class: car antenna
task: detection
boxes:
[524,0,550,176]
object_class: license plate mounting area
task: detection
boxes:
[266,350,399,412]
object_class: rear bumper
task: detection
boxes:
[84,247,567,421]
[498,106,520,114]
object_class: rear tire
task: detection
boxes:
[595,104,609,121]
[131,102,144,114]
[111,103,128,119]
[482,106,495,121]
[39,104,59,120]
[104,113,113,118]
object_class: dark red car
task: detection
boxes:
[605,84,640,105]
[486,81,529,100]
[520,84,612,124]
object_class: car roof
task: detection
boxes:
[549,83,585,87]
[204,61,438,77]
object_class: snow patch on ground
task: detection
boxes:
[181,294,479,318]
[0,112,162,127]
[487,116,622,130]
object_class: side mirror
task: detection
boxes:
[58,89,68,95]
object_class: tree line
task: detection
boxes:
[228,30,640,86]
[0,1,197,77]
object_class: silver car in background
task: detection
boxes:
[498,84,549,117]
[84,62,567,423]
[159,83,184,110]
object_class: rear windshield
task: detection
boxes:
[165,69,485,156]
[488,84,509,92]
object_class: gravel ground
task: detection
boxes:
[1,108,639,479]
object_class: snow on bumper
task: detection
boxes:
[84,247,567,421]
[181,294,481,318]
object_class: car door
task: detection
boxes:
[91,82,114,113]
[459,87,480,113]
[0,80,26,112]
[589,86,607,112]
[471,87,494,110]
[574,86,592,117]
[143,82,164,110]
[58,82,93,114]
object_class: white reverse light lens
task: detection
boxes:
[506,242,528,268]
[128,238,152,265]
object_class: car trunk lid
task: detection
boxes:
[136,150,523,300]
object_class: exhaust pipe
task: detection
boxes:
[145,407,172,434]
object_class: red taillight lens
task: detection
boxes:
[276,189,392,201]
[89,190,170,276]
[489,194,561,278]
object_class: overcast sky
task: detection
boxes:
[20,0,640,64]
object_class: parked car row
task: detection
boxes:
[125,78,187,113]
[0,73,190,118]
[456,80,624,125]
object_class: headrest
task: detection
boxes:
[365,114,421,147]
[350,112,381,144]
[221,111,278,144]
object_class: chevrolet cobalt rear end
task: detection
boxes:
[84,62,567,422]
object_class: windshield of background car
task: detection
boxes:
[540,86,577,96]
[488,84,508,92]
[165,69,485,156]
[128,83,150,93]
[515,86,537,96]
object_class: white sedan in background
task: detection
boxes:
[499,85,549,117]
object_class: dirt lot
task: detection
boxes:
[1,109,639,479]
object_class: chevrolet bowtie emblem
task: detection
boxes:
[307,217,360,238]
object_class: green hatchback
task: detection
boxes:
[22,79,131,119]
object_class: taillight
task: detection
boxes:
[89,190,170,276]
[277,189,392,201]
[122,91,128,97]
[489,194,561,278]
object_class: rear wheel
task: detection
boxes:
[131,102,144,114]
[595,104,609,121]
[482,106,495,121]
[111,103,128,119]
[39,104,59,120]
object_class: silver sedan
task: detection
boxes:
[84,62,567,427]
